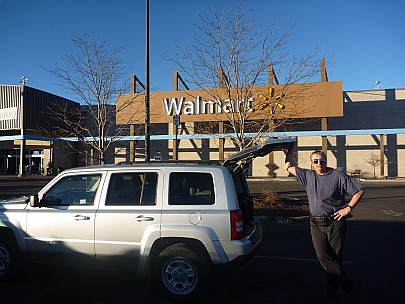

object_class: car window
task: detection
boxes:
[106,172,158,206]
[169,172,215,205]
[42,174,102,206]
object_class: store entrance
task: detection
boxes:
[30,155,44,175]
[7,157,17,174]
[6,151,44,175]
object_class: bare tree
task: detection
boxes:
[365,153,382,179]
[48,34,142,164]
[170,2,322,150]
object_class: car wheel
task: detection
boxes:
[153,243,209,301]
[0,241,13,280]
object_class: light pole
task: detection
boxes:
[18,76,29,177]
[144,0,151,161]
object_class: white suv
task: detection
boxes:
[0,138,294,300]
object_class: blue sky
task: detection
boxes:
[1,0,404,101]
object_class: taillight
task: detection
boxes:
[230,209,244,240]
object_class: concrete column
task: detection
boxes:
[380,134,385,177]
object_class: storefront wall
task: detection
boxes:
[118,87,405,178]
[251,88,405,178]
[0,85,80,175]
[264,134,405,179]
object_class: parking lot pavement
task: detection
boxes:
[0,175,53,199]
[252,178,405,304]
[0,176,404,303]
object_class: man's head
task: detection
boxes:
[310,150,327,174]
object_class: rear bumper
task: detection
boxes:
[218,218,263,265]
[248,218,263,248]
[232,219,263,265]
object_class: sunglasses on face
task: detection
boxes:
[312,159,326,164]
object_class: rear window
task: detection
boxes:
[106,172,158,206]
[169,172,215,205]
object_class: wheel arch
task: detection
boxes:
[149,237,212,268]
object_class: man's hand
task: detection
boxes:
[285,141,295,164]
[334,189,364,221]
[333,207,351,221]
[284,140,297,176]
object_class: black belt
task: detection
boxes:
[310,214,334,226]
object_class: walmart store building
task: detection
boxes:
[116,69,405,179]
[1,71,405,178]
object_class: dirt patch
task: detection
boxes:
[253,190,310,217]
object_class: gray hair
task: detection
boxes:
[310,150,326,161]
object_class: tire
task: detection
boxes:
[153,243,210,301]
[0,240,14,280]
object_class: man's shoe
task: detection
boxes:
[347,280,361,303]
[325,287,337,304]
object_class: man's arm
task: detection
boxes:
[284,142,297,176]
[333,188,365,220]
[347,188,365,209]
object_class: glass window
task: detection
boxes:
[169,172,215,205]
[106,172,158,206]
[42,174,102,206]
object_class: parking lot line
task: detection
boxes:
[255,255,355,264]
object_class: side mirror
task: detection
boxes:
[29,194,39,207]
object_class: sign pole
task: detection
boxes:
[173,115,180,160]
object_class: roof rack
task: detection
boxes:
[115,160,223,166]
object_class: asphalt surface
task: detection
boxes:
[0,175,55,200]
[1,175,405,303]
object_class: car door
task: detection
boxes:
[94,170,162,270]
[26,173,103,265]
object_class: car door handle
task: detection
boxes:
[73,215,90,221]
[135,215,154,222]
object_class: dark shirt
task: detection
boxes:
[295,167,363,216]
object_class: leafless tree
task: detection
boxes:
[48,34,142,164]
[169,1,322,150]
[365,153,382,179]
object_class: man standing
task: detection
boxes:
[285,144,365,302]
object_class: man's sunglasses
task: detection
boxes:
[312,159,326,164]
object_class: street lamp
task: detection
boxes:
[18,76,29,177]
[20,76,29,85]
